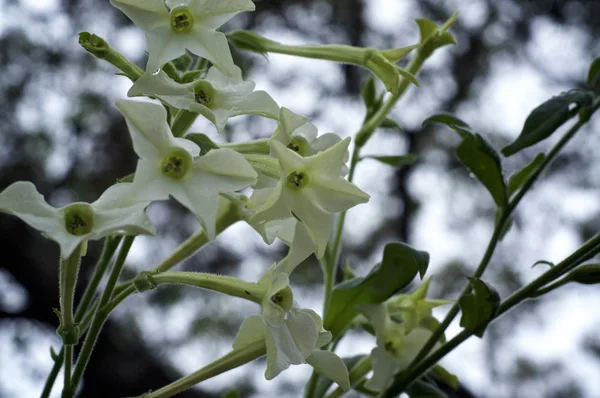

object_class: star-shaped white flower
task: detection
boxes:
[128,66,279,132]
[358,303,437,392]
[232,264,349,389]
[115,99,257,239]
[0,181,155,258]
[251,139,370,258]
[271,108,348,176]
[110,0,255,75]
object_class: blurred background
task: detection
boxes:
[1,0,600,397]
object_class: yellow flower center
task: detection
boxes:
[193,81,215,107]
[63,203,94,236]
[286,136,310,157]
[286,170,309,189]
[270,285,294,312]
[170,7,194,33]
[161,148,192,180]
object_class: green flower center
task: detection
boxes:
[270,285,294,312]
[287,136,311,157]
[161,148,192,180]
[193,81,215,107]
[63,203,94,236]
[170,7,194,33]
[286,170,309,189]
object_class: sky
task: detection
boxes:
[1,0,600,397]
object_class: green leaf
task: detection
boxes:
[459,277,500,337]
[587,56,600,86]
[313,355,364,398]
[407,379,449,398]
[396,65,420,87]
[456,134,507,207]
[185,133,219,155]
[222,390,240,398]
[506,153,546,197]
[324,242,429,339]
[422,113,474,138]
[381,44,419,63]
[432,365,460,391]
[415,19,438,44]
[379,117,402,129]
[502,89,596,156]
[567,264,600,285]
[362,154,418,167]
[361,76,377,111]
[424,113,507,206]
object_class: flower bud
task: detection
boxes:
[567,264,600,285]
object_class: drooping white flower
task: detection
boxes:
[251,139,370,258]
[0,181,155,258]
[115,99,257,239]
[128,66,279,132]
[358,303,436,392]
[232,264,349,389]
[110,0,255,75]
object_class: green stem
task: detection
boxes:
[221,138,270,154]
[58,250,82,346]
[141,340,266,398]
[62,346,72,398]
[323,47,428,316]
[68,236,135,396]
[150,272,264,304]
[404,105,600,374]
[103,285,137,315]
[171,110,199,138]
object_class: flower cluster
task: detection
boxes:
[0,0,373,390]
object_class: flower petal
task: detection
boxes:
[187,0,255,30]
[232,314,265,349]
[306,350,350,391]
[128,70,194,99]
[366,346,399,392]
[264,322,306,379]
[276,221,316,275]
[131,158,179,203]
[222,91,280,120]
[110,0,168,31]
[356,303,388,344]
[286,309,319,359]
[286,192,332,258]
[115,99,182,159]
[184,27,237,77]
[306,177,370,213]
[270,140,306,175]
[308,136,351,179]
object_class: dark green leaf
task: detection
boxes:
[456,134,507,207]
[459,278,500,337]
[502,89,596,156]
[422,113,474,139]
[567,264,600,285]
[588,57,600,86]
[185,133,219,155]
[313,355,364,398]
[362,154,418,167]
[324,242,429,339]
[407,379,449,398]
[507,153,545,197]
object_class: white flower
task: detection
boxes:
[115,99,257,239]
[232,264,349,389]
[110,0,255,75]
[128,66,279,132]
[251,139,370,257]
[0,181,155,258]
[271,108,349,176]
[358,303,436,392]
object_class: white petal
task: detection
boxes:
[308,137,351,179]
[277,221,315,275]
[263,300,285,328]
[115,99,176,159]
[287,192,333,258]
[130,158,177,203]
[262,217,296,246]
[277,107,312,143]
[222,91,280,120]
[286,309,319,359]
[306,177,370,213]
[270,140,306,175]
[171,176,220,239]
[394,328,434,371]
[315,330,332,348]
[250,181,292,223]
[187,0,255,29]
[366,346,399,392]
[93,182,144,210]
[128,70,193,99]
[310,132,342,154]
[0,181,78,257]
[90,203,156,239]
[145,29,190,72]
[233,314,265,349]
[173,137,201,157]
[265,322,306,370]
[184,27,237,77]
[205,65,245,87]
[264,324,291,379]
[194,148,258,181]
[356,303,388,343]
[306,350,350,391]
[110,0,169,31]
